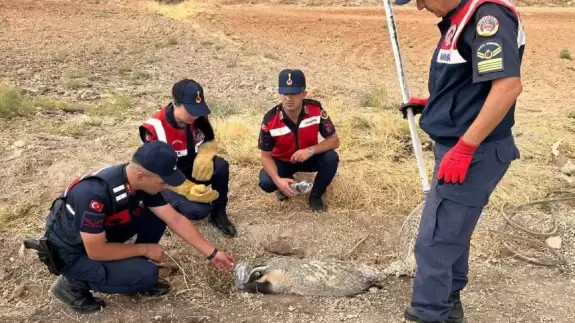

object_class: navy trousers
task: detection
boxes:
[161,156,230,220]
[410,135,520,322]
[258,150,339,195]
[61,208,166,294]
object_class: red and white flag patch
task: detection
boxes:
[89,200,104,212]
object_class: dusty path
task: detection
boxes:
[1,1,574,322]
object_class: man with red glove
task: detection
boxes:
[394,0,525,322]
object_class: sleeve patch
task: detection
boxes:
[476,39,504,75]
[476,15,499,37]
[89,200,104,212]
[80,212,105,229]
[321,110,329,119]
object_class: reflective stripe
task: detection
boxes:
[299,116,321,129]
[66,204,75,215]
[270,126,291,137]
[113,185,125,193]
[176,149,188,157]
[116,193,127,201]
[145,118,167,143]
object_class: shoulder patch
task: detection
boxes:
[321,109,329,119]
[476,38,504,75]
[476,15,499,37]
[89,200,104,212]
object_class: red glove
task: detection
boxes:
[437,138,478,184]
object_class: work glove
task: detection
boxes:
[399,97,428,119]
[437,138,478,184]
[192,141,217,181]
[169,179,219,204]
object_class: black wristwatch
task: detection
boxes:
[207,248,218,260]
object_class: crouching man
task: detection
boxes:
[32,141,235,313]
[258,69,340,212]
[139,78,236,237]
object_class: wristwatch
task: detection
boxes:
[307,147,314,157]
[207,248,218,260]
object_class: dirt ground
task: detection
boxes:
[1,0,575,322]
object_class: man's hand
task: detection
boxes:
[399,97,428,119]
[210,251,236,272]
[275,177,297,197]
[170,180,219,203]
[143,244,165,263]
[192,141,217,181]
[437,138,478,184]
[290,148,313,163]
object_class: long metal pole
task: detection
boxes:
[381,0,430,194]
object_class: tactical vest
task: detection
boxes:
[139,105,206,158]
[267,100,323,162]
[45,164,143,258]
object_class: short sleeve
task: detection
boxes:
[69,180,112,234]
[471,3,523,83]
[319,108,336,138]
[258,120,274,152]
[142,192,167,208]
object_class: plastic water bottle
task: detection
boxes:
[290,180,313,195]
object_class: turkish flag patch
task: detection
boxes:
[89,200,104,212]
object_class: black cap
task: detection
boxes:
[278,69,306,94]
[172,79,211,117]
[133,141,186,187]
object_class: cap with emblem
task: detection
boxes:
[172,78,211,117]
[133,140,186,187]
[278,69,306,94]
[392,0,411,4]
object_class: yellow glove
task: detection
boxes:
[169,179,219,204]
[192,140,217,181]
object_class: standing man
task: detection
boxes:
[258,68,340,213]
[30,141,235,314]
[139,79,236,238]
[392,0,525,322]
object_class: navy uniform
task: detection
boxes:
[41,141,187,313]
[393,0,525,321]
[140,79,236,237]
[258,69,340,212]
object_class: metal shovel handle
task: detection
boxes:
[381,0,430,194]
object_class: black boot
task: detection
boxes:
[139,281,171,297]
[50,275,105,314]
[447,292,465,323]
[404,306,447,323]
[209,202,237,237]
[308,187,327,213]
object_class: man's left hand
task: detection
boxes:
[437,138,478,184]
[210,251,236,273]
[291,148,313,163]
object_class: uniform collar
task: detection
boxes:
[120,163,136,196]
[445,0,468,20]
[278,103,308,120]
[165,103,182,129]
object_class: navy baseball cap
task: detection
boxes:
[393,0,411,4]
[172,79,211,117]
[133,141,186,187]
[278,69,306,94]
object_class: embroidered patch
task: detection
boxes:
[476,15,499,37]
[89,200,104,213]
[476,39,504,74]
[321,110,329,119]
[261,124,269,132]
[444,24,457,47]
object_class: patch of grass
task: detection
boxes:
[87,92,133,117]
[32,98,74,111]
[155,37,179,48]
[0,200,36,229]
[51,50,69,63]
[568,110,575,119]
[263,52,278,60]
[64,78,92,90]
[143,0,199,20]
[360,85,397,110]
[560,48,572,60]
[207,100,237,119]
[0,84,34,119]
